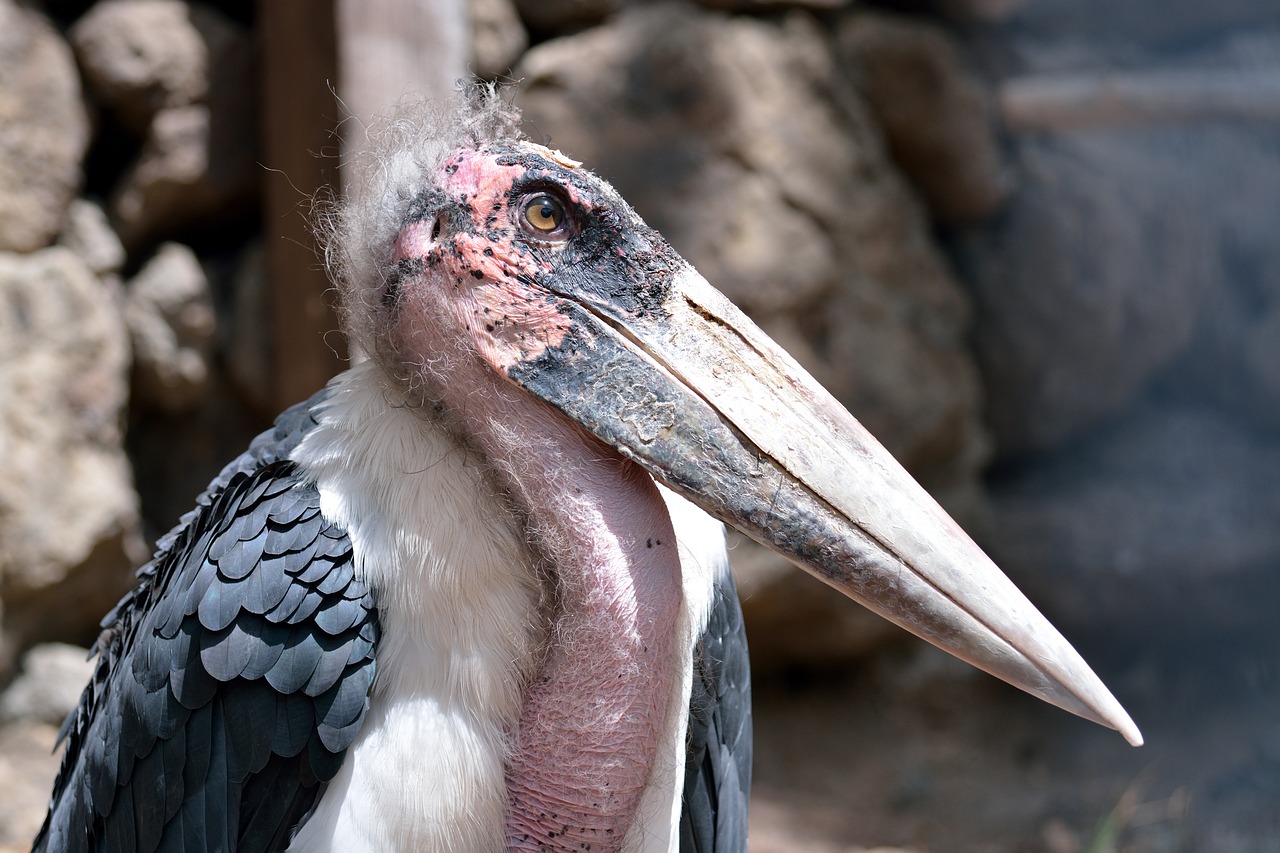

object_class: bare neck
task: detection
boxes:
[448,373,685,851]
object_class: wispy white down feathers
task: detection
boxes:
[288,363,540,851]
[321,84,523,356]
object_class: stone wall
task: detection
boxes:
[0,0,1277,846]
[0,0,264,683]
[952,1,1280,657]
[0,0,1006,682]
[2,0,1277,693]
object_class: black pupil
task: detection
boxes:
[537,200,558,224]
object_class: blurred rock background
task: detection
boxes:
[0,0,1277,850]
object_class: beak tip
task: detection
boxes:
[1071,673,1144,747]
[1119,719,1144,748]
[1084,687,1142,746]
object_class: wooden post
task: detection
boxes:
[334,0,470,169]
[259,0,345,411]
[259,0,469,408]
[1000,69,1280,131]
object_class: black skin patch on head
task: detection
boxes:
[483,142,679,321]
[383,258,423,307]
[538,205,680,320]
[404,189,449,226]
[404,189,476,245]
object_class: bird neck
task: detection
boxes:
[456,375,685,851]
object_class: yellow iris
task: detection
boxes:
[523,194,564,233]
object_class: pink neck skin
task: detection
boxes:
[412,350,683,850]
[468,385,685,851]
[492,409,683,851]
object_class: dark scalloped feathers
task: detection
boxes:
[35,381,756,852]
[34,390,382,853]
[680,567,753,853]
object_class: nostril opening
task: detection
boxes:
[431,218,442,241]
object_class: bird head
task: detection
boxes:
[325,87,1141,747]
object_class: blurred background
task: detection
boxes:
[0,0,1277,850]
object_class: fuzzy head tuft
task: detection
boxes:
[321,82,524,356]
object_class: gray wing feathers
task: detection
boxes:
[35,392,380,852]
[680,567,753,853]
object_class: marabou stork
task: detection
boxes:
[36,91,1140,853]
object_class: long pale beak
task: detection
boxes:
[506,263,1142,747]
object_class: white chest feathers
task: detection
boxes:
[285,365,723,852]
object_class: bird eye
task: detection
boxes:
[520,192,571,239]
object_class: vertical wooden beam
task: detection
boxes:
[259,0,345,410]
[259,0,469,409]
[334,0,470,170]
